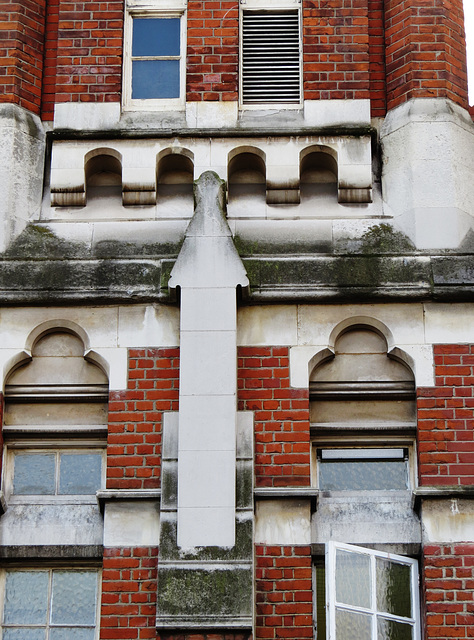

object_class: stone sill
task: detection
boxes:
[413,486,474,511]
[96,489,161,513]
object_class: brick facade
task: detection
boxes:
[238,347,311,488]
[107,348,179,490]
[418,344,474,486]
[101,547,159,640]
[255,545,313,640]
[424,544,474,640]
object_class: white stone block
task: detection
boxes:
[255,500,311,545]
[304,99,371,127]
[179,395,236,451]
[424,303,474,344]
[186,101,238,129]
[180,288,237,332]
[118,304,180,348]
[422,499,474,543]
[178,450,235,509]
[238,305,298,346]
[54,102,121,130]
[177,506,235,548]
[104,501,160,547]
[92,348,128,391]
[179,330,237,395]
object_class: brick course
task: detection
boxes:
[424,544,474,640]
[186,0,238,101]
[302,0,371,102]
[54,0,123,105]
[238,347,311,488]
[101,546,159,640]
[0,0,47,114]
[384,0,469,111]
[418,344,474,486]
[255,545,313,640]
[107,348,179,490]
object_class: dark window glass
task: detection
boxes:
[132,60,180,99]
[132,18,180,57]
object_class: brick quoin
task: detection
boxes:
[0,0,47,114]
[41,0,60,120]
[186,0,238,101]
[107,348,179,490]
[101,547,158,640]
[302,0,370,102]
[255,545,313,640]
[423,544,474,640]
[238,347,311,488]
[54,0,124,105]
[368,0,386,116]
[384,0,469,111]
[417,344,474,486]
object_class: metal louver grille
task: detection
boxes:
[242,10,301,104]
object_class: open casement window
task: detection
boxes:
[0,568,100,639]
[240,7,302,106]
[324,542,420,640]
[123,2,186,110]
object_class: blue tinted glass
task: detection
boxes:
[3,629,46,640]
[59,453,101,495]
[50,630,95,640]
[132,18,180,57]
[4,571,49,625]
[132,60,180,99]
[51,571,97,625]
[13,454,55,495]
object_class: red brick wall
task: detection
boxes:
[0,0,47,114]
[384,0,469,111]
[424,544,474,640]
[107,348,179,490]
[368,0,386,116]
[41,0,60,120]
[54,0,123,106]
[418,344,474,486]
[238,347,311,488]
[255,545,313,640]
[302,0,370,101]
[101,546,159,640]
[186,0,238,101]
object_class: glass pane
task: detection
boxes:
[336,549,371,609]
[3,629,46,640]
[13,454,55,495]
[50,628,95,640]
[51,571,97,625]
[132,18,180,56]
[59,454,101,495]
[319,460,408,491]
[336,609,372,639]
[376,558,412,618]
[132,60,180,99]
[377,617,413,640]
[3,571,49,624]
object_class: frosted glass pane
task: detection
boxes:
[50,628,95,640]
[59,454,101,494]
[377,617,413,640]
[336,609,371,639]
[336,550,371,609]
[4,571,49,624]
[13,454,55,495]
[376,559,412,618]
[3,629,46,640]
[132,60,180,99]
[319,460,408,490]
[132,18,180,56]
[51,572,97,625]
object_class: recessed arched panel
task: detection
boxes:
[228,148,266,201]
[156,149,194,209]
[300,145,338,201]
[85,148,123,203]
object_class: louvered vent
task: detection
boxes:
[242,10,301,104]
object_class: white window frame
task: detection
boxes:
[0,567,101,639]
[2,440,106,505]
[123,0,187,110]
[325,542,421,640]
[239,0,303,110]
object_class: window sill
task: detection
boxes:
[96,488,161,513]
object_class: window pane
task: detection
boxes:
[132,60,180,99]
[336,550,371,609]
[50,629,95,640]
[59,453,101,495]
[376,558,412,618]
[335,609,371,639]
[319,460,408,491]
[51,572,97,625]
[132,18,180,56]
[377,617,413,640]
[3,629,46,640]
[3,571,49,624]
[13,454,55,495]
